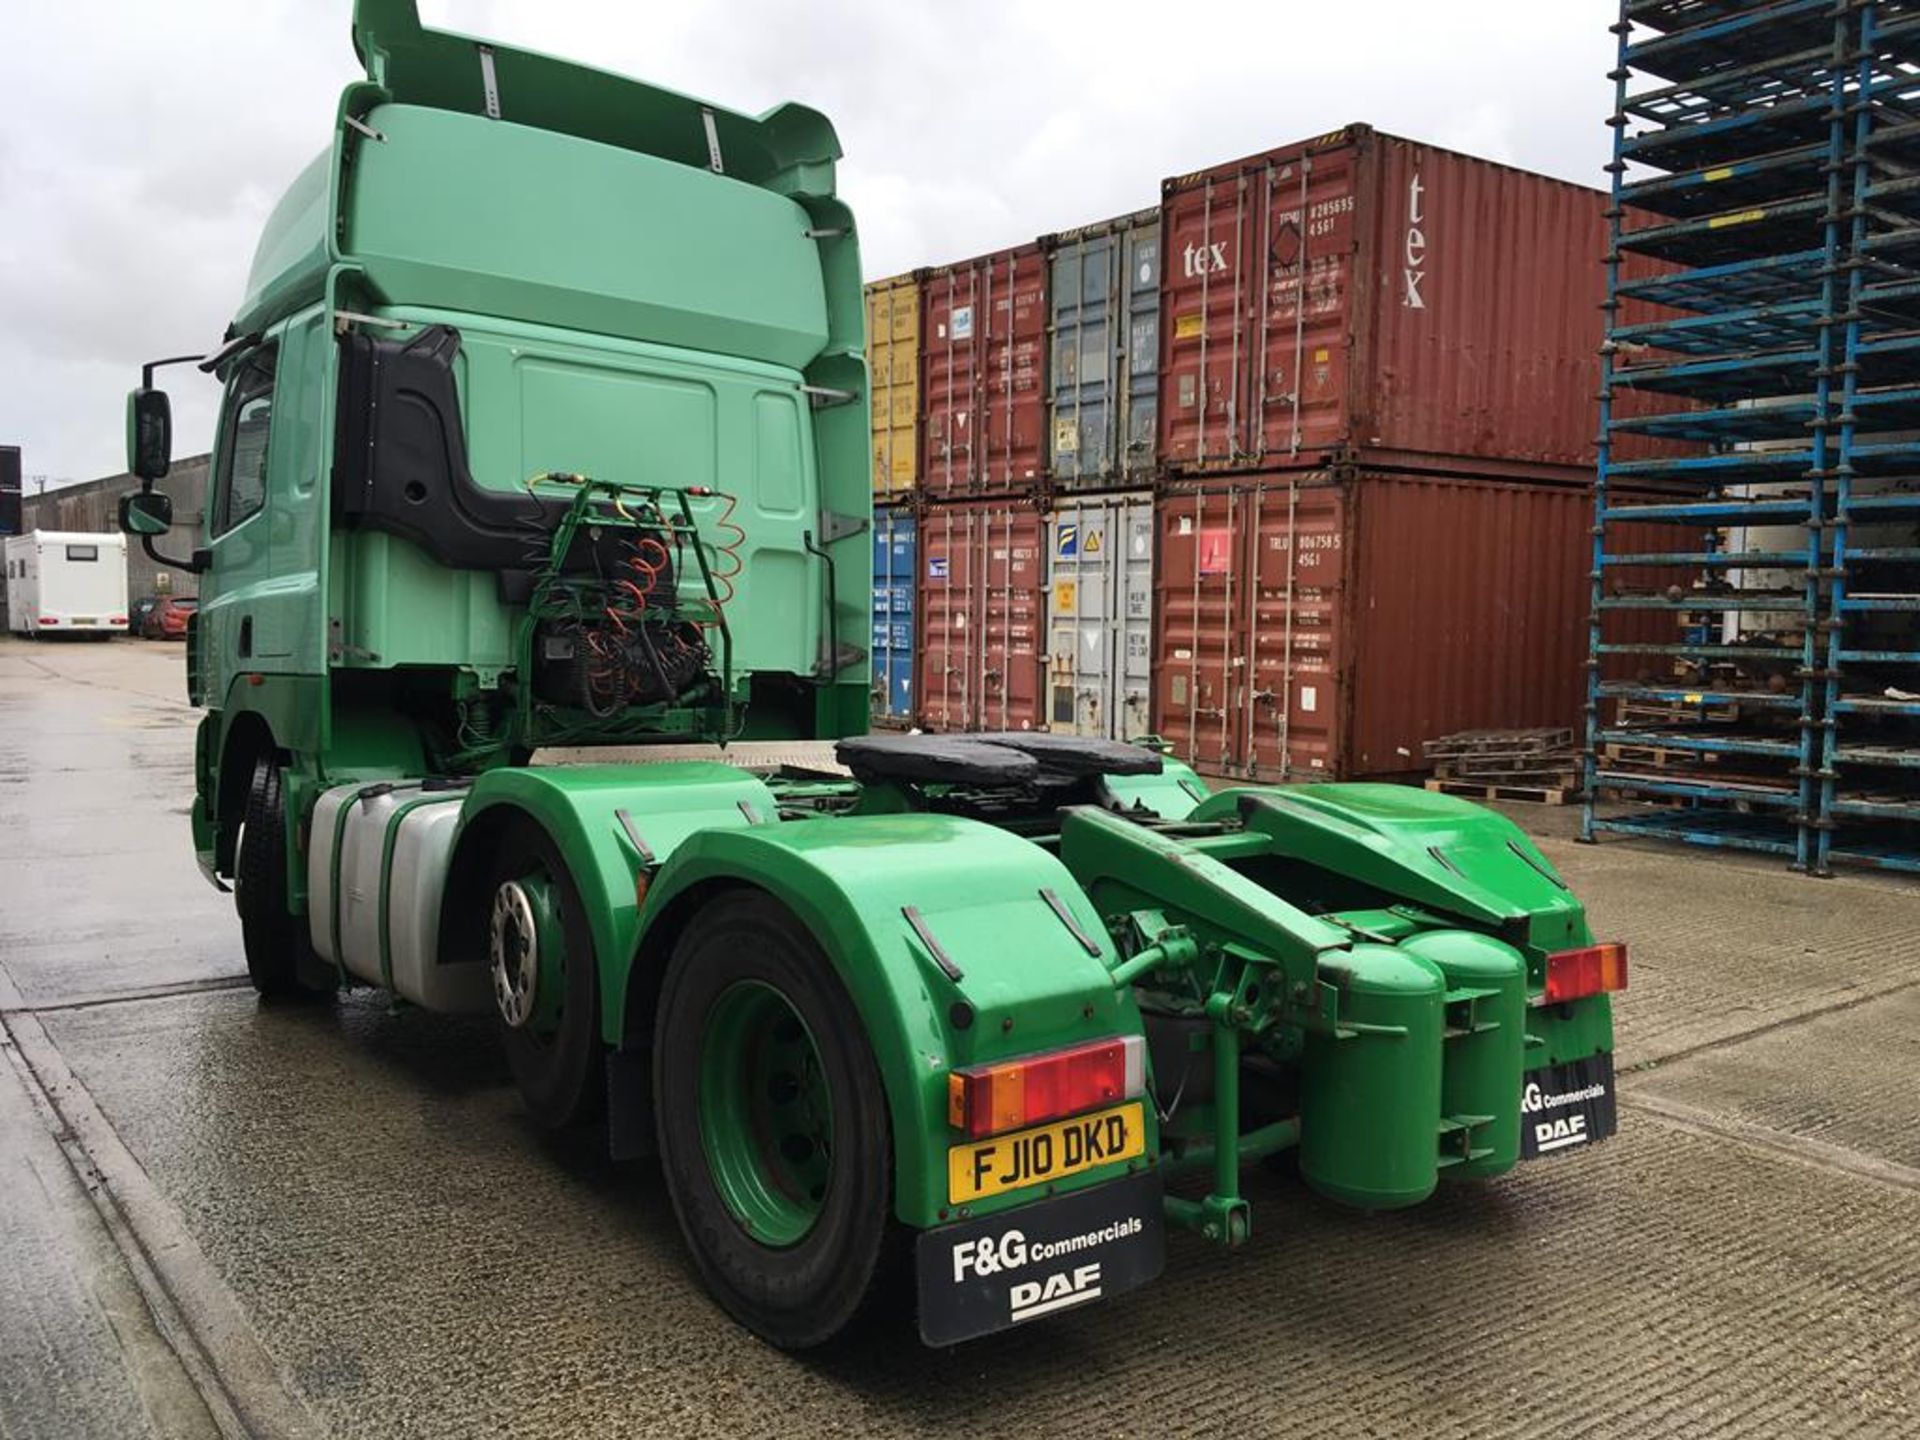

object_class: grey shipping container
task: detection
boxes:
[1046,209,1160,489]
[871,507,916,724]
[1045,491,1156,741]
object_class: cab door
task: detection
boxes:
[198,339,280,707]
[198,308,330,702]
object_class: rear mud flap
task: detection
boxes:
[916,1169,1164,1346]
[1520,1052,1618,1159]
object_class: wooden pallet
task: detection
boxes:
[1423,726,1573,761]
[1436,760,1579,784]
[1615,699,1740,726]
[1599,741,1725,769]
[1425,777,1575,805]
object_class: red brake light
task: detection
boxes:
[1544,942,1628,1004]
[947,1035,1145,1140]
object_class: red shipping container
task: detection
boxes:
[919,245,1049,497]
[915,498,1047,731]
[1153,468,1698,779]
[1160,124,1628,477]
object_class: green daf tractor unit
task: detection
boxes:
[121,0,1624,1348]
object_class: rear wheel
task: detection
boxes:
[233,756,321,1000]
[654,891,897,1349]
[487,825,603,1129]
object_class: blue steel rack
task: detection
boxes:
[1817,1,1920,873]
[1587,0,1855,870]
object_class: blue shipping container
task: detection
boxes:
[1047,209,1161,489]
[871,507,916,723]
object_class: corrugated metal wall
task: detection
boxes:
[1154,470,1672,779]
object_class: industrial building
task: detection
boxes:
[17,454,208,607]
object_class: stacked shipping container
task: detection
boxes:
[863,123,1664,775]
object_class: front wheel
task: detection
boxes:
[654,890,898,1349]
[233,756,323,1000]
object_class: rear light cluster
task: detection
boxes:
[947,1035,1146,1140]
[1543,942,1629,1004]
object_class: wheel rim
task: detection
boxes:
[697,981,833,1248]
[489,879,541,1028]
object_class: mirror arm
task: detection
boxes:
[140,354,206,390]
[195,332,264,376]
[141,534,208,576]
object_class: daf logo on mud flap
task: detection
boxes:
[1182,241,1229,278]
[1523,1077,1597,1153]
[1532,1112,1589,1152]
[1010,1264,1102,1324]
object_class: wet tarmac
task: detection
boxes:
[2,636,1917,1438]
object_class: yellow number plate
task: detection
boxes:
[947,1102,1146,1204]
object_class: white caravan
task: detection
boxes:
[4,531,130,636]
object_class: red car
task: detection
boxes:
[140,596,197,640]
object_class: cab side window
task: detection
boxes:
[213,346,278,536]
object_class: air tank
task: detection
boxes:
[1399,929,1527,1180]
[1299,943,1445,1210]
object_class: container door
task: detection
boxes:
[1050,234,1115,488]
[868,282,921,502]
[1153,488,1249,771]
[1048,494,1155,740]
[1047,497,1101,735]
[889,515,915,721]
[1121,219,1161,482]
[887,286,921,497]
[870,518,890,719]
[1161,176,1254,471]
[922,269,981,498]
[1242,481,1349,780]
[916,507,970,727]
[867,284,893,500]
[1114,495,1156,741]
[870,510,917,722]
[978,507,1043,731]
[1252,146,1362,464]
[983,252,1049,494]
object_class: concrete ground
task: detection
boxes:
[1,634,1916,1439]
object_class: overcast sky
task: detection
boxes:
[0,1,1616,489]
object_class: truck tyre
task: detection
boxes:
[234,756,317,1001]
[487,826,603,1129]
[654,891,897,1349]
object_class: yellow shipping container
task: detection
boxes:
[865,273,920,500]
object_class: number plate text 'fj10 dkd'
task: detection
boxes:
[947,1101,1145,1204]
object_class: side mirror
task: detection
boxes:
[127,388,173,481]
[120,489,174,537]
